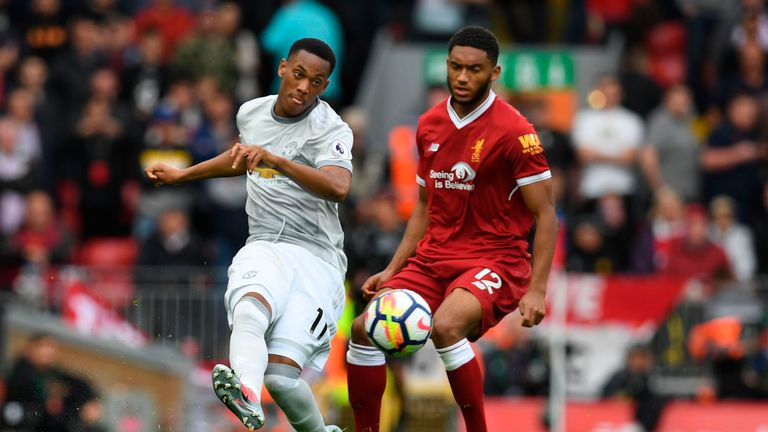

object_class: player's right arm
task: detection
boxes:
[361,186,428,299]
[144,148,247,186]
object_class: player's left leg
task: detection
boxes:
[263,357,330,432]
[433,262,526,432]
[262,242,346,432]
[431,288,487,432]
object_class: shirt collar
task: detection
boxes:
[446,90,496,129]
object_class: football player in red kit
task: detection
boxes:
[345,26,558,432]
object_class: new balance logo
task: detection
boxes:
[428,143,440,152]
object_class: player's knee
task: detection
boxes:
[431,313,468,347]
[350,314,369,344]
[264,373,299,396]
[232,297,270,334]
[264,363,301,396]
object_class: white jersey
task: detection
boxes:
[236,95,353,274]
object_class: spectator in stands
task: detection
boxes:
[583,0,635,44]
[715,42,768,113]
[14,57,58,193]
[101,14,137,73]
[136,206,206,272]
[190,91,246,265]
[601,344,667,432]
[173,8,237,95]
[345,190,404,308]
[79,0,121,24]
[730,0,768,52]
[0,31,19,110]
[0,89,43,236]
[688,316,762,399]
[68,69,134,238]
[214,2,260,102]
[618,47,663,119]
[48,15,106,115]
[132,0,195,61]
[1,333,106,432]
[708,195,756,282]
[597,193,639,272]
[16,0,69,62]
[261,0,344,104]
[572,75,644,207]
[701,92,764,222]
[1,190,75,268]
[648,187,687,267]
[642,85,701,203]
[135,77,199,238]
[754,178,768,275]
[660,204,731,292]
[495,0,550,44]
[679,0,736,112]
[566,215,616,274]
[14,57,47,110]
[120,28,170,120]
[410,0,490,42]
[342,106,387,208]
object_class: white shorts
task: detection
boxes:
[225,241,345,371]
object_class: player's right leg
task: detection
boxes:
[348,261,445,432]
[217,241,290,430]
[347,310,388,432]
[213,294,271,430]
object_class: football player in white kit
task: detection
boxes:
[144,38,351,432]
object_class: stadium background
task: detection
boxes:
[0,0,767,431]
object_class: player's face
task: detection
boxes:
[275,50,331,117]
[446,46,500,109]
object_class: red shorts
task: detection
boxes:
[382,254,531,340]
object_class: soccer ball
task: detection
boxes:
[364,289,432,357]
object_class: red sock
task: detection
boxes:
[347,363,386,432]
[446,358,487,432]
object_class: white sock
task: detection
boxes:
[229,297,270,401]
[436,338,475,371]
[264,363,326,432]
[346,341,386,366]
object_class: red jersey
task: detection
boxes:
[415,91,551,261]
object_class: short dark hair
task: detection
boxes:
[448,26,499,65]
[288,38,336,75]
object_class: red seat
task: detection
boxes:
[76,237,138,307]
[646,21,687,57]
[77,237,138,267]
[649,53,687,88]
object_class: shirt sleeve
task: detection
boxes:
[507,122,552,187]
[415,123,426,186]
[314,123,354,172]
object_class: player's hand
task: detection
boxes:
[230,142,279,172]
[518,289,546,328]
[144,163,184,187]
[361,269,394,300]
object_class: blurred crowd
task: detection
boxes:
[0,0,766,425]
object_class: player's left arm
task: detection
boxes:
[518,176,558,328]
[233,142,351,202]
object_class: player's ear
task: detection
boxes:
[321,78,330,93]
[278,59,287,78]
[491,64,501,82]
